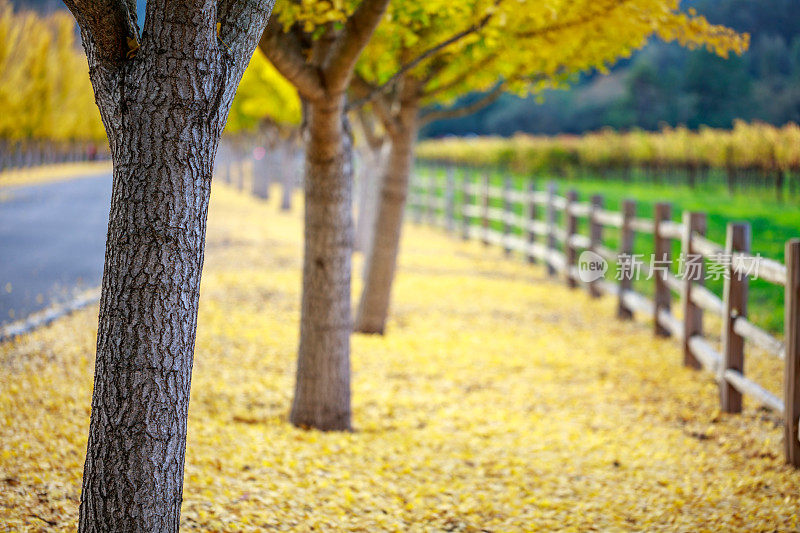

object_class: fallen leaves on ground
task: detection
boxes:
[0,185,797,531]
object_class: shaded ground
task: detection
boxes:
[0,185,797,531]
[0,171,111,325]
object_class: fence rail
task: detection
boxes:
[409,167,800,468]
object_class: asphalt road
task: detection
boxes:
[0,174,111,327]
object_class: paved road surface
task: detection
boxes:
[0,174,111,327]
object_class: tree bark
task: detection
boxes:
[354,95,418,334]
[354,144,387,253]
[291,96,354,430]
[280,145,294,211]
[63,1,273,530]
[258,0,388,431]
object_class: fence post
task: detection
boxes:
[681,211,707,369]
[564,190,578,288]
[503,177,513,255]
[721,222,750,413]
[421,167,430,225]
[445,166,455,233]
[461,170,472,240]
[653,202,673,337]
[526,181,538,264]
[545,181,557,276]
[589,194,604,298]
[481,172,490,246]
[784,239,800,466]
[617,199,636,319]
[280,164,292,211]
[428,169,437,226]
[411,169,422,224]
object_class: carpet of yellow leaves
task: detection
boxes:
[1,185,798,531]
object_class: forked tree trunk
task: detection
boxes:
[354,98,418,334]
[65,2,272,530]
[291,95,353,430]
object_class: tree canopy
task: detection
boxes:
[354,0,748,129]
[421,0,795,137]
[226,50,301,133]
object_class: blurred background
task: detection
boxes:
[1,0,799,333]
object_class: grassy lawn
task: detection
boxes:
[1,184,798,530]
[415,163,800,332]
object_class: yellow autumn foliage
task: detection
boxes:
[226,50,302,133]
[417,121,800,174]
[0,2,104,142]
[0,182,798,530]
[355,0,747,109]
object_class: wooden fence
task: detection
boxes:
[409,166,800,468]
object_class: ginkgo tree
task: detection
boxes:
[0,2,105,165]
[62,0,275,530]
[253,0,746,433]
[351,0,748,335]
[257,0,391,431]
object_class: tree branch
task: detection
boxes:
[259,21,326,101]
[419,82,506,126]
[515,0,629,39]
[311,23,338,67]
[346,3,499,111]
[350,74,399,137]
[355,107,385,151]
[421,52,500,99]
[323,0,391,93]
[217,0,276,64]
[63,0,137,65]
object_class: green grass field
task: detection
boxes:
[414,163,800,333]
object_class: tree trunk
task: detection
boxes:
[252,147,271,199]
[354,144,387,253]
[354,98,418,334]
[290,96,353,430]
[280,145,294,211]
[80,111,217,533]
[68,3,272,530]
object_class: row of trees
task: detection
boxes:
[0,1,299,170]
[0,1,107,167]
[416,121,800,195]
[59,0,747,530]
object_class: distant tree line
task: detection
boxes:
[417,121,800,200]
